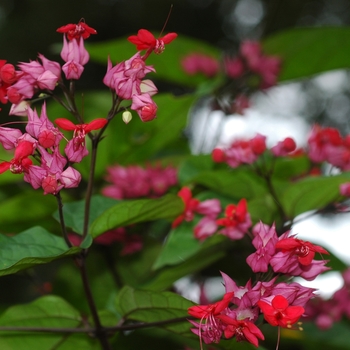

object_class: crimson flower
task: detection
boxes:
[188,292,234,320]
[216,315,264,348]
[257,295,304,328]
[275,237,329,265]
[172,187,200,228]
[128,29,177,54]
[55,118,108,150]
[57,21,97,40]
[0,140,34,175]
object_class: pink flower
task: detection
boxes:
[340,182,350,196]
[61,36,89,80]
[55,118,107,162]
[103,53,155,100]
[0,127,22,150]
[271,137,297,157]
[181,53,219,77]
[131,93,157,122]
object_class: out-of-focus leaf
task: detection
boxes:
[0,190,57,232]
[52,195,119,235]
[87,35,220,87]
[263,27,350,81]
[90,194,184,237]
[0,227,80,276]
[281,173,350,218]
[115,286,192,334]
[272,155,311,180]
[152,222,203,269]
[190,169,268,200]
[178,154,214,185]
[0,295,99,349]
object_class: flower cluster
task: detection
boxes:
[173,187,252,241]
[212,133,298,168]
[181,40,281,114]
[0,103,87,194]
[188,221,329,348]
[102,163,178,199]
[0,22,178,196]
[188,270,312,348]
[103,29,177,122]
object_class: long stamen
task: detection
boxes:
[159,4,173,38]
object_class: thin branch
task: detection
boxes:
[0,315,191,334]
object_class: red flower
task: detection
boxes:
[172,187,200,228]
[0,141,34,175]
[275,238,329,265]
[128,29,177,54]
[216,315,264,348]
[57,21,97,41]
[188,292,234,320]
[257,295,304,328]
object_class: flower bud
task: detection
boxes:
[122,111,132,124]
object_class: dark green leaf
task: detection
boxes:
[152,222,202,269]
[53,195,119,235]
[0,227,80,276]
[190,169,268,200]
[263,27,350,81]
[0,295,99,349]
[178,154,214,185]
[90,194,184,237]
[115,286,192,334]
[0,190,57,232]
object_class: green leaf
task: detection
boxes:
[115,286,192,334]
[87,35,220,87]
[178,154,214,185]
[263,27,350,81]
[90,194,184,238]
[0,190,57,232]
[190,169,268,200]
[0,295,99,350]
[280,173,350,218]
[0,227,80,276]
[152,222,201,269]
[53,195,119,235]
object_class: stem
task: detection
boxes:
[75,254,112,349]
[55,192,72,248]
[0,315,191,334]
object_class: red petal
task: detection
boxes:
[56,24,76,33]
[137,29,156,45]
[14,141,34,160]
[161,32,177,44]
[84,118,108,132]
[55,118,77,131]
[0,162,10,174]
[271,295,289,311]
[178,187,192,204]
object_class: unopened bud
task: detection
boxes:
[9,100,30,117]
[122,111,132,124]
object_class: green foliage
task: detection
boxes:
[90,194,184,237]
[115,286,193,334]
[0,227,80,276]
[263,27,350,81]
[0,295,99,350]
